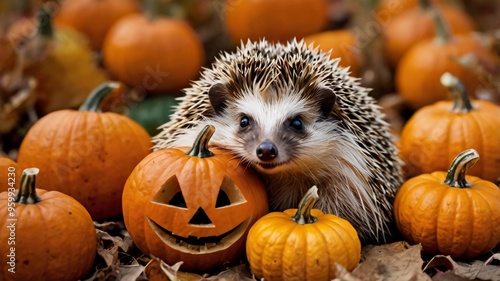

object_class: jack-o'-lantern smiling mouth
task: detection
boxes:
[147,217,251,253]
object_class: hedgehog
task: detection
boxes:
[152,39,403,244]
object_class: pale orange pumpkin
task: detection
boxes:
[246,186,361,281]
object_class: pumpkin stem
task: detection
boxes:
[443,149,479,188]
[79,82,121,112]
[440,72,474,113]
[430,5,451,44]
[15,168,42,204]
[36,6,54,38]
[292,186,319,224]
[185,125,215,158]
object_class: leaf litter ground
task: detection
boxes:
[82,220,500,281]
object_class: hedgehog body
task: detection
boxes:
[153,40,403,244]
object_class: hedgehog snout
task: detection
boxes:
[256,141,278,161]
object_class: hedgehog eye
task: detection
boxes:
[240,115,250,128]
[289,117,303,131]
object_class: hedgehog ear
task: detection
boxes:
[316,87,336,117]
[208,83,231,115]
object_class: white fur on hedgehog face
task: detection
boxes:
[205,86,343,175]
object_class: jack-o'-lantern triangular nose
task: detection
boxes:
[188,207,212,225]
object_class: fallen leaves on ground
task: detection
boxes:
[86,221,500,281]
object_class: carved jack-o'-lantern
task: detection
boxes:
[122,125,269,272]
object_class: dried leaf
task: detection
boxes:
[205,264,254,281]
[431,271,471,281]
[352,242,431,281]
[118,264,146,281]
[144,258,205,281]
[425,253,500,281]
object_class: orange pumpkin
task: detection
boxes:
[399,73,500,183]
[0,157,17,191]
[102,8,204,93]
[0,167,97,281]
[246,186,361,281]
[394,149,500,258]
[382,0,475,69]
[303,29,361,77]
[17,82,152,220]
[395,8,499,110]
[224,0,329,44]
[54,0,141,50]
[122,125,269,272]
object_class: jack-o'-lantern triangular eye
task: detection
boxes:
[218,176,246,206]
[152,175,187,209]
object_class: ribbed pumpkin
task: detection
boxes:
[0,168,97,281]
[394,149,500,258]
[17,82,151,220]
[303,29,361,77]
[382,0,475,68]
[246,186,361,281]
[122,125,268,272]
[399,73,500,183]
[102,1,204,93]
[54,0,141,50]
[224,0,329,44]
[395,8,499,110]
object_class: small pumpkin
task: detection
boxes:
[382,0,475,68]
[223,0,329,44]
[395,8,499,110]
[399,72,500,183]
[122,125,269,272]
[303,29,361,77]
[54,0,141,50]
[0,167,97,281]
[394,149,500,258]
[246,186,361,281]
[17,82,151,220]
[102,1,204,94]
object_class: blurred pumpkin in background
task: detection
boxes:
[54,0,141,50]
[303,29,362,77]
[102,0,204,94]
[224,0,329,44]
[8,6,107,115]
[395,6,499,110]
[382,0,475,69]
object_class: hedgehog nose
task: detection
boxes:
[256,141,278,161]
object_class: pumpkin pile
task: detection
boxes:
[0,0,500,279]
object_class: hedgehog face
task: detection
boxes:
[208,83,338,174]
